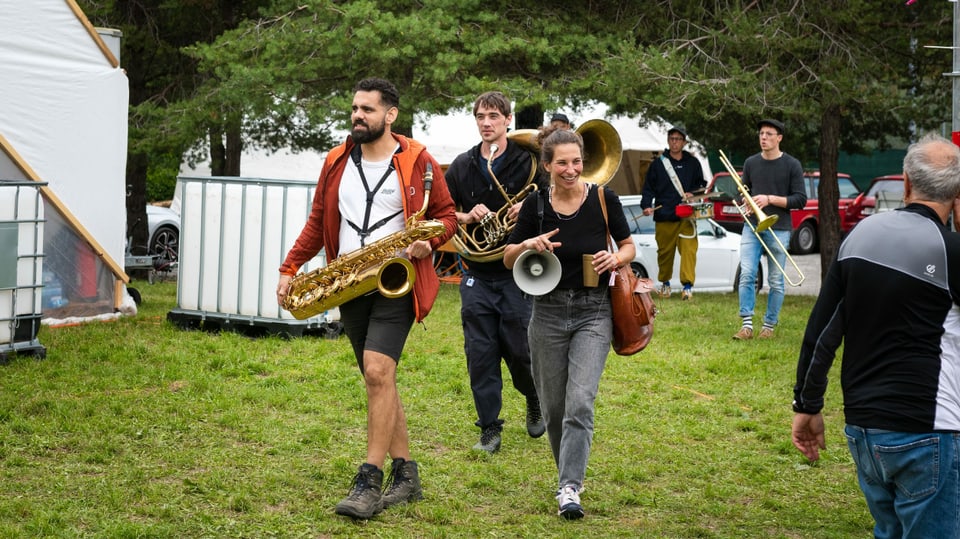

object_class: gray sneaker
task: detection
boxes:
[334,463,383,519]
[381,458,423,508]
[472,425,502,453]
[556,484,584,520]
[526,397,545,438]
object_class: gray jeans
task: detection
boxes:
[528,286,611,490]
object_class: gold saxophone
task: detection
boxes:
[282,164,447,320]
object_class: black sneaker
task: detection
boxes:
[334,463,383,519]
[472,425,502,453]
[381,458,423,508]
[526,397,546,438]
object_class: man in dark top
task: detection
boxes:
[444,91,548,453]
[792,133,960,538]
[640,126,706,300]
[733,119,806,340]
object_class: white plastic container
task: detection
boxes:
[169,176,333,335]
[0,181,45,357]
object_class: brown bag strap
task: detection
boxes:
[597,185,614,252]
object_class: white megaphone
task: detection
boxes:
[513,249,562,296]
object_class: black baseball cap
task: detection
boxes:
[550,113,570,124]
[757,118,785,135]
[667,126,687,139]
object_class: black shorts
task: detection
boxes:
[338,292,415,372]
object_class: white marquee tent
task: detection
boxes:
[413,103,712,195]
[182,104,712,194]
[0,1,131,325]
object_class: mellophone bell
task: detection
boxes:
[510,119,623,296]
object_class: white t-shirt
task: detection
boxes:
[338,147,405,254]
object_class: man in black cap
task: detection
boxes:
[733,118,806,340]
[550,113,571,130]
[640,125,706,300]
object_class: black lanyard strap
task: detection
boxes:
[348,144,400,246]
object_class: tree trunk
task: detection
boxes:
[125,151,149,257]
[224,120,242,176]
[516,105,544,130]
[210,126,225,176]
[817,104,841,279]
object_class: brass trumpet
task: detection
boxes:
[717,150,804,287]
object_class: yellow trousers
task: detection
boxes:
[654,219,699,286]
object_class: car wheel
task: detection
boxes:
[733,262,764,293]
[149,225,179,268]
[790,221,818,255]
[630,262,649,279]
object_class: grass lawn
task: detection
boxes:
[0,281,869,538]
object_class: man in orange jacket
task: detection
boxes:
[277,78,456,519]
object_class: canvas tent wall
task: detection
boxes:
[413,103,712,196]
[0,1,131,324]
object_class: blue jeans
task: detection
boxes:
[844,425,960,539]
[528,287,611,490]
[737,228,791,327]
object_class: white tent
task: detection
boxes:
[413,102,712,195]
[181,103,713,194]
[0,1,131,324]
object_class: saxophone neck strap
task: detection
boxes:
[349,143,401,246]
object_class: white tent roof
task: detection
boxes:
[414,102,711,179]
[182,103,712,185]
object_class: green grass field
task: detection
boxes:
[0,281,868,538]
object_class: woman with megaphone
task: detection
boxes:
[503,126,634,521]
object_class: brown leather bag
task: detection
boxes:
[598,188,656,355]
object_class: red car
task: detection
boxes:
[706,171,862,255]
[844,174,905,229]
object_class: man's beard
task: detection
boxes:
[351,120,386,144]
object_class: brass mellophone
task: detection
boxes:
[450,119,622,262]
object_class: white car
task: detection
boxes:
[146,204,179,269]
[619,195,762,292]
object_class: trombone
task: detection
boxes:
[717,150,805,287]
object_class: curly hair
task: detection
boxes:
[354,78,399,109]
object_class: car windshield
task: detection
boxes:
[866,179,904,198]
[712,174,737,197]
[621,203,720,237]
[809,177,861,199]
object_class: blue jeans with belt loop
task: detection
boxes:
[738,228,791,327]
[844,424,960,539]
[528,286,611,491]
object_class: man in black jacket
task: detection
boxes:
[445,91,547,453]
[640,126,706,300]
[792,133,960,538]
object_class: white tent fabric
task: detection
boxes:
[0,1,128,265]
[414,102,712,183]
[181,103,712,193]
[0,1,130,323]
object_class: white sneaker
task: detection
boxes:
[556,484,584,520]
